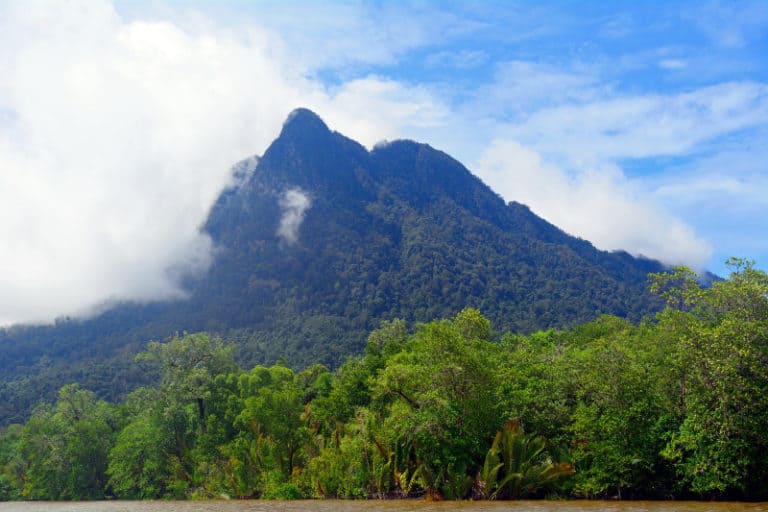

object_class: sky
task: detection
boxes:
[1,0,767,326]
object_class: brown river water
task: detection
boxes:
[1,501,767,512]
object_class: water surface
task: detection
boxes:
[2,501,768,512]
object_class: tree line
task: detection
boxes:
[1,259,767,501]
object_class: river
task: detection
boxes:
[1,501,767,512]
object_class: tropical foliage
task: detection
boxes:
[0,108,667,424]
[1,261,767,501]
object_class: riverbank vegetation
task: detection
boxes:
[1,259,767,501]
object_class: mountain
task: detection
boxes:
[0,108,666,423]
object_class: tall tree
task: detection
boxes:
[19,385,115,500]
[374,309,502,498]
[653,260,768,497]
[145,333,237,434]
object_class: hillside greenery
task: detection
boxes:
[1,260,766,501]
[0,109,667,423]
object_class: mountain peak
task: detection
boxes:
[279,108,330,139]
[0,108,670,423]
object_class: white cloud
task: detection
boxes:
[483,60,601,112]
[322,77,449,148]
[688,0,768,49]
[277,188,311,245]
[460,74,768,270]
[507,82,768,164]
[0,0,449,326]
[0,3,301,325]
[471,81,766,271]
[658,59,687,70]
[475,140,712,268]
[425,50,488,69]
[646,138,768,274]
[171,0,476,72]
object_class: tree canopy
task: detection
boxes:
[2,262,767,501]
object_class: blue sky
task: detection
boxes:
[0,0,766,325]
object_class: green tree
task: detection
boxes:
[496,329,575,444]
[373,309,502,499]
[654,260,768,497]
[566,318,678,498]
[108,333,237,499]
[144,333,237,434]
[234,364,308,494]
[0,424,23,500]
[106,387,188,499]
[19,385,115,500]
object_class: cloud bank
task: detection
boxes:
[0,0,456,325]
[0,0,447,325]
[0,1,298,324]
[506,82,768,164]
[475,140,712,268]
[469,80,768,270]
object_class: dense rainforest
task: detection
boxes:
[0,109,671,424]
[1,259,766,502]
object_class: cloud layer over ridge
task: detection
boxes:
[1,0,766,325]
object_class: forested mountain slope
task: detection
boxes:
[0,108,666,423]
